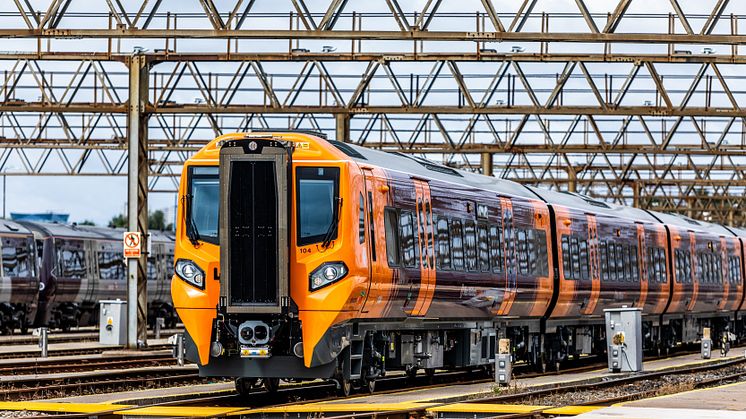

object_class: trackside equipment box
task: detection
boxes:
[99,300,127,345]
[604,307,643,372]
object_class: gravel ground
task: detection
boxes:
[0,411,48,418]
[507,363,746,407]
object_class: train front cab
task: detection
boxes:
[172,132,364,390]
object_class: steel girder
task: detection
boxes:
[0,0,745,225]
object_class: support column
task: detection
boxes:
[632,181,640,208]
[335,113,351,142]
[480,152,493,176]
[127,53,149,349]
[567,166,577,193]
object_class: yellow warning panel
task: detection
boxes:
[543,405,605,415]
[117,406,245,417]
[232,402,435,416]
[427,403,550,414]
[0,401,132,414]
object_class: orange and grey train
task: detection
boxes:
[172,131,746,394]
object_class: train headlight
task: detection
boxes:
[309,262,348,291]
[175,259,205,290]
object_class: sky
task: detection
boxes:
[5,176,176,226]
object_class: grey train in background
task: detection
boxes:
[0,220,176,334]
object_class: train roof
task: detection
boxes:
[21,221,105,239]
[0,219,33,235]
[17,221,175,242]
[523,187,660,223]
[329,141,539,201]
[647,211,736,237]
[725,225,746,238]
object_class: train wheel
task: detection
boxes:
[362,377,376,394]
[406,366,418,381]
[263,377,280,393]
[235,377,257,396]
[337,376,352,397]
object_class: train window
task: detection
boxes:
[436,217,451,270]
[464,221,477,272]
[359,194,365,244]
[450,219,464,271]
[59,245,86,279]
[399,211,416,268]
[659,248,667,283]
[425,201,435,268]
[684,252,692,284]
[570,237,580,280]
[646,248,654,283]
[675,250,683,283]
[579,239,589,281]
[600,242,608,281]
[561,235,571,279]
[368,191,377,262]
[477,224,490,272]
[733,256,742,283]
[187,165,219,245]
[534,229,549,276]
[98,251,125,280]
[606,242,617,281]
[622,245,631,282]
[489,224,504,273]
[527,229,537,275]
[517,229,529,275]
[616,244,625,282]
[384,208,400,267]
[416,199,425,268]
[631,244,639,282]
[296,166,341,246]
[716,253,723,284]
[2,238,31,277]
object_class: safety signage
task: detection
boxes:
[123,232,142,258]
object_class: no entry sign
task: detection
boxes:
[123,232,142,258]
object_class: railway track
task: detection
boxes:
[0,343,173,360]
[0,366,212,402]
[318,356,746,419]
[7,353,744,419]
[3,349,739,417]
[0,351,176,375]
[0,328,183,346]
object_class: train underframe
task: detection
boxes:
[193,310,746,397]
[0,302,31,334]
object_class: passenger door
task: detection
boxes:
[582,214,600,315]
[360,169,388,314]
[407,179,435,317]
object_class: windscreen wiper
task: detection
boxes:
[184,194,201,246]
[321,197,342,249]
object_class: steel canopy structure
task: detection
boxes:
[0,0,744,230]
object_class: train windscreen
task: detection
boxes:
[188,166,219,245]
